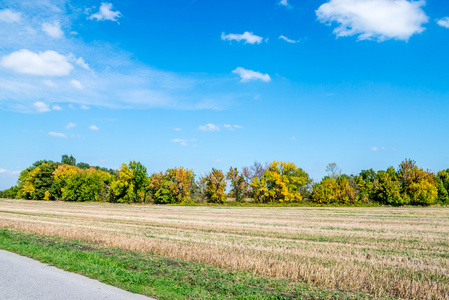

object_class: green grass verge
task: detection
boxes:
[0,229,380,300]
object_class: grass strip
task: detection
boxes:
[0,228,376,300]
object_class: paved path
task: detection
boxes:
[0,250,155,300]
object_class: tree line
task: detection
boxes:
[0,155,448,206]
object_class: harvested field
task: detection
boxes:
[0,199,448,299]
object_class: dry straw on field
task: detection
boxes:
[0,199,448,299]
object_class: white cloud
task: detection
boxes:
[89,125,99,130]
[291,136,296,140]
[279,35,300,43]
[199,123,220,132]
[221,32,263,44]
[70,79,84,90]
[174,128,182,131]
[0,9,21,23]
[75,57,90,70]
[65,122,76,129]
[33,101,50,113]
[81,105,90,110]
[67,54,90,70]
[316,0,428,41]
[232,67,271,82]
[68,104,75,110]
[43,80,57,88]
[48,132,66,138]
[42,21,63,38]
[0,168,6,173]
[437,17,449,28]
[1,49,73,76]
[371,147,378,151]
[88,3,122,22]
[0,2,236,113]
[171,139,188,146]
[224,124,242,130]
[278,0,292,8]
[52,105,62,111]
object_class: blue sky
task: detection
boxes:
[1,0,449,189]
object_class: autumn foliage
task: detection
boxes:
[1,155,448,206]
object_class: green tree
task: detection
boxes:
[77,162,90,169]
[373,167,404,206]
[109,161,149,203]
[17,161,59,200]
[435,176,449,204]
[61,154,76,166]
[353,169,378,203]
[149,172,173,204]
[129,161,149,201]
[0,186,19,199]
[61,168,112,202]
[226,167,249,202]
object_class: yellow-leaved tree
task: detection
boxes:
[250,161,311,203]
[398,159,438,205]
[203,168,227,203]
[312,176,356,204]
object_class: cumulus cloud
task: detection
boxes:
[437,17,449,28]
[52,105,62,111]
[89,125,99,130]
[232,67,271,82]
[81,105,90,110]
[0,168,6,173]
[70,79,84,90]
[0,9,21,23]
[198,123,220,132]
[221,32,263,44]
[42,21,64,38]
[316,0,428,41]
[88,3,122,22]
[1,49,73,76]
[65,122,76,129]
[48,132,66,138]
[279,0,289,6]
[279,35,299,43]
[0,2,236,113]
[34,101,50,112]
